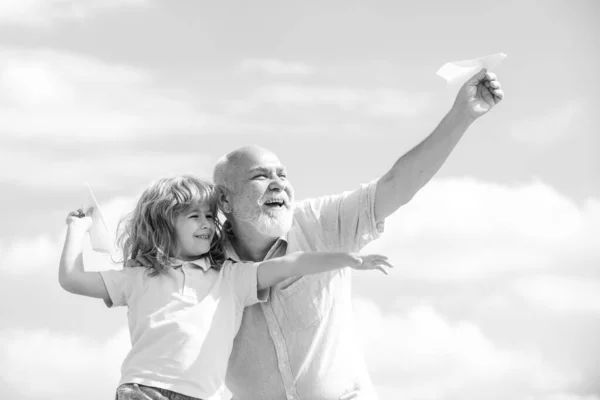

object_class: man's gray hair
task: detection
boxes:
[213,154,232,191]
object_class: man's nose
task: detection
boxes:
[268,176,285,191]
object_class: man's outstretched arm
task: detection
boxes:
[374,68,504,221]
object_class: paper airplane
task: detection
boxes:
[82,183,115,254]
[436,52,507,84]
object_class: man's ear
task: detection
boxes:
[216,185,232,214]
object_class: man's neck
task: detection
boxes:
[228,221,278,262]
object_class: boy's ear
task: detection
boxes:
[216,186,232,214]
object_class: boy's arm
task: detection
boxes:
[58,211,110,302]
[256,251,392,290]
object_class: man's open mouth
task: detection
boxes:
[263,199,286,208]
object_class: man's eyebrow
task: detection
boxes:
[247,166,270,174]
[247,166,287,175]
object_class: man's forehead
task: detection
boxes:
[234,149,284,171]
[246,161,286,172]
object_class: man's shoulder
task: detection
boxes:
[293,195,333,217]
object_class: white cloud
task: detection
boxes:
[0,148,214,190]
[514,275,600,314]
[354,298,586,400]
[239,59,315,75]
[0,0,148,26]
[0,235,58,275]
[363,178,600,281]
[511,100,583,146]
[0,47,207,140]
[232,84,430,116]
[0,195,135,275]
[0,327,129,399]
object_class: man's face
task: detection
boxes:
[228,150,295,237]
[173,202,216,261]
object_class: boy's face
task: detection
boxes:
[173,202,215,261]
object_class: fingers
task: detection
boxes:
[493,88,504,101]
[357,254,394,274]
[484,71,497,81]
[67,209,87,218]
[363,254,394,267]
[478,70,504,105]
[376,265,388,275]
[135,254,156,268]
[126,259,142,268]
[339,391,360,400]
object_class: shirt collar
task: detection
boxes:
[168,256,211,272]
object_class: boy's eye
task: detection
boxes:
[206,214,214,219]
[189,214,198,219]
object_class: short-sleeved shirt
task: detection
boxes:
[225,180,385,400]
[100,258,268,400]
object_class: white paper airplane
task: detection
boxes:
[436,52,507,84]
[82,183,115,254]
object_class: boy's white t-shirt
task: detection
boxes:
[100,258,267,399]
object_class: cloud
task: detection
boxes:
[510,100,583,146]
[0,327,129,399]
[0,148,214,190]
[0,47,207,141]
[239,59,315,75]
[230,84,430,116]
[363,177,600,281]
[0,195,135,276]
[353,298,588,400]
[513,275,600,315]
[0,0,148,27]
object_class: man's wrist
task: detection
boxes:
[347,253,363,267]
[448,103,476,127]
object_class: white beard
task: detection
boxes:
[253,209,293,237]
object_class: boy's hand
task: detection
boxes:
[65,208,93,232]
[349,254,393,275]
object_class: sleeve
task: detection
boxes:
[223,260,269,308]
[99,267,137,308]
[295,179,385,253]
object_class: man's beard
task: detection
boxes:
[232,205,294,237]
[253,209,293,237]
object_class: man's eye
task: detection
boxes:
[254,174,267,179]
[279,174,287,179]
[206,214,214,219]
[189,214,198,219]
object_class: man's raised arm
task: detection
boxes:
[374,68,504,222]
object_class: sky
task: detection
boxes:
[0,0,599,399]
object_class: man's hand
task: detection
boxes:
[453,68,504,122]
[349,254,394,275]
